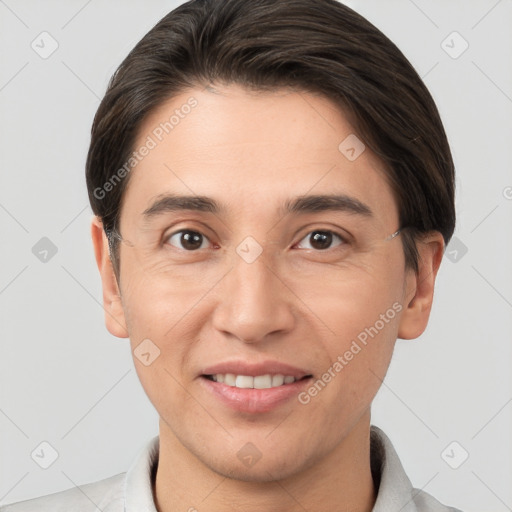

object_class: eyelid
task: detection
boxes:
[294,229,349,251]
[163,228,217,253]
[162,221,216,245]
[293,223,353,244]
[165,230,211,251]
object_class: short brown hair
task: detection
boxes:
[86,0,455,279]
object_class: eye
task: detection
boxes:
[295,230,346,251]
[166,229,210,251]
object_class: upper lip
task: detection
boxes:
[201,360,312,379]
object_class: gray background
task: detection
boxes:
[1,1,511,510]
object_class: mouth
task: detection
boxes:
[198,361,313,413]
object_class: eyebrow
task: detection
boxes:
[142,193,373,221]
[284,194,373,217]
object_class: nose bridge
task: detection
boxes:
[212,246,294,343]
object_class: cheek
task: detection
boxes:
[124,290,199,418]
[303,311,398,429]
[302,260,403,341]
[300,262,404,402]
[119,256,209,376]
[120,254,201,333]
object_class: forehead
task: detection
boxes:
[121,84,398,228]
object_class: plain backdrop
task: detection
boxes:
[0,1,511,510]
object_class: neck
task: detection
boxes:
[154,412,376,512]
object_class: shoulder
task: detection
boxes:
[1,436,159,512]
[370,425,465,512]
[0,472,125,512]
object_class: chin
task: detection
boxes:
[191,433,326,484]
[205,454,307,483]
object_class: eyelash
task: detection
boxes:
[163,228,349,253]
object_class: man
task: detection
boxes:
[2,0,462,510]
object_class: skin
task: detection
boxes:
[91,84,444,512]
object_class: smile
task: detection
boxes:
[199,364,313,413]
[204,373,302,389]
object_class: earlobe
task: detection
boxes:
[90,216,129,339]
[397,231,445,340]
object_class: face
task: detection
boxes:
[94,83,431,481]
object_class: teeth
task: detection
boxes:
[224,373,236,386]
[272,374,284,387]
[235,375,253,388]
[254,375,272,389]
[210,373,297,389]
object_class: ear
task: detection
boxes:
[397,231,445,340]
[90,215,129,338]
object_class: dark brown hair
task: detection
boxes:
[86,0,455,279]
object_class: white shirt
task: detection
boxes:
[0,426,463,511]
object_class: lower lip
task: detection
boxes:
[199,376,312,414]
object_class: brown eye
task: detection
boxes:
[167,230,208,250]
[296,230,345,251]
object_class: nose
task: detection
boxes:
[211,252,295,344]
